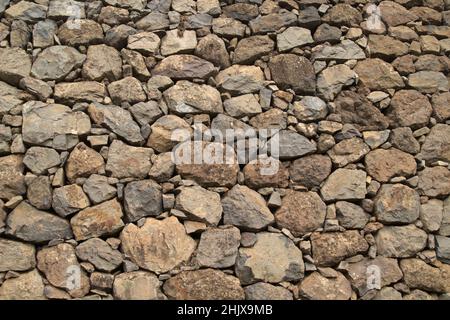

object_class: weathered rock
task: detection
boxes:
[244,283,293,300]
[54,81,106,104]
[48,0,86,19]
[0,48,32,85]
[70,198,124,241]
[152,55,216,80]
[400,258,450,293]
[160,29,197,56]
[22,102,91,150]
[120,216,196,273]
[327,138,370,167]
[196,226,241,268]
[5,1,47,23]
[82,174,117,205]
[31,46,86,81]
[311,231,369,266]
[249,10,297,34]
[418,166,450,197]
[127,32,160,54]
[299,271,352,300]
[373,182,420,224]
[390,127,420,154]
[314,23,342,44]
[27,176,52,210]
[322,3,362,26]
[387,90,433,129]
[222,184,274,231]
[379,1,418,27]
[320,169,367,202]
[37,243,90,298]
[65,143,105,183]
[0,155,26,200]
[163,81,223,115]
[195,34,230,68]
[6,201,73,243]
[243,157,289,189]
[290,154,332,189]
[269,54,316,94]
[336,201,370,230]
[275,130,317,160]
[417,124,450,164]
[82,44,122,81]
[431,92,450,121]
[129,101,162,126]
[224,94,261,118]
[317,64,357,101]
[163,269,245,300]
[212,17,246,38]
[277,27,314,52]
[147,115,192,153]
[275,191,326,237]
[235,232,304,284]
[233,35,274,64]
[124,180,162,222]
[23,147,60,175]
[176,186,222,226]
[368,35,409,59]
[354,58,404,90]
[215,65,264,95]
[376,225,427,258]
[365,148,416,183]
[76,238,123,272]
[19,77,53,101]
[106,140,152,179]
[293,96,328,122]
[113,271,166,300]
[58,19,104,46]
[408,71,449,94]
[0,238,36,272]
[312,40,366,61]
[108,77,147,105]
[0,269,45,300]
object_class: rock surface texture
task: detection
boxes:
[0,0,449,301]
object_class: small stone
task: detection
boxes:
[233,35,274,64]
[52,184,90,217]
[418,166,450,197]
[317,64,357,101]
[127,32,160,55]
[420,199,444,233]
[244,283,293,300]
[354,58,404,90]
[66,143,105,183]
[0,269,45,300]
[176,186,222,226]
[23,147,60,175]
[82,174,116,205]
[400,258,450,293]
[152,55,216,80]
[58,19,104,46]
[82,44,122,81]
[124,180,162,222]
[108,77,146,105]
[277,27,314,52]
[336,201,369,230]
[76,238,123,272]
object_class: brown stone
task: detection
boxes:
[365,148,417,182]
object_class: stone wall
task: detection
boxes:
[0,0,450,300]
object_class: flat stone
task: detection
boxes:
[195,34,230,69]
[127,32,160,55]
[328,137,370,167]
[82,174,116,205]
[400,258,450,293]
[123,180,162,222]
[106,140,152,179]
[76,238,123,272]
[420,199,444,233]
[215,65,264,95]
[48,0,86,19]
[27,176,52,210]
[322,3,362,26]
[82,44,122,81]
[293,96,327,122]
[0,48,32,85]
[58,19,104,46]
[387,90,433,129]
[275,130,317,160]
[418,166,450,197]
[120,216,196,273]
[311,230,369,266]
[70,198,124,241]
[275,191,326,237]
[88,103,143,145]
[365,148,417,182]
[0,238,36,272]
[312,40,366,61]
[152,55,216,80]
[163,269,245,300]
[336,201,370,230]
[233,35,274,64]
[196,226,241,268]
[176,186,222,226]
[317,64,357,101]
[105,0,146,10]
[376,225,427,258]
[243,157,289,189]
[249,10,297,34]
[417,124,450,164]
[354,58,404,90]
[379,1,418,27]
[6,201,73,243]
[277,27,314,52]
[235,232,304,284]
[54,81,106,105]
[136,12,169,32]
[212,17,246,38]
[5,1,47,23]
[320,169,367,202]
[408,71,449,94]
[368,35,409,59]
[147,115,192,153]
[290,154,332,189]
[389,127,420,154]
[113,271,166,300]
[299,271,352,300]
[160,29,197,56]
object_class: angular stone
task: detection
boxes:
[106,140,152,179]
[328,137,370,167]
[196,226,241,268]
[37,243,90,298]
[152,55,216,80]
[269,54,316,94]
[0,154,26,199]
[76,238,123,272]
[23,147,60,175]
[314,23,342,44]
[70,198,124,241]
[401,258,450,293]
[5,1,47,23]
[387,90,432,129]
[113,271,166,300]
[120,216,196,273]
[354,58,404,90]
[6,202,73,243]
[334,91,389,131]
[420,200,444,233]
[312,40,366,61]
[0,48,32,85]
[336,201,370,230]
[368,35,409,59]
[233,35,274,64]
[212,17,246,38]
[0,269,45,300]
[27,176,52,210]
[82,44,122,81]
[431,92,450,122]
[127,32,160,55]
[290,154,332,189]
[33,20,58,48]
[390,127,420,154]
[320,169,367,202]
[418,166,450,198]
[129,101,162,126]
[249,10,297,34]
[236,232,304,284]
[293,96,327,122]
[175,186,222,226]
[52,184,90,217]
[147,115,192,153]
[0,238,36,272]
[58,19,104,46]
[224,94,261,118]
[374,184,420,224]
[275,130,317,160]
[19,77,53,101]
[376,225,427,258]
[136,12,169,31]
[222,184,274,231]
[343,256,403,296]
[108,77,146,105]
[163,269,244,300]
[275,191,326,237]
[311,230,369,266]
[317,64,357,101]
[124,180,162,222]
[418,124,450,164]
[88,103,143,145]
[299,271,352,300]
[66,143,105,183]
[54,81,106,104]
[408,71,449,94]
[195,34,230,69]
[82,174,116,205]
[244,283,293,300]
[48,0,85,19]
[31,46,85,81]
[163,81,223,115]
[365,148,417,183]
[160,29,197,56]
[243,157,289,189]
[215,65,264,95]
[379,1,418,27]
[322,3,362,26]
[277,27,314,52]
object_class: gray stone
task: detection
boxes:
[436,236,450,264]
[215,65,264,95]
[113,271,166,300]
[176,186,222,226]
[82,174,117,205]
[5,1,47,23]
[244,283,293,300]
[274,130,316,160]
[23,147,60,175]
[321,169,367,202]
[27,176,52,210]
[124,180,162,222]
[106,140,152,179]
[76,238,123,272]
[277,27,314,52]
[152,55,216,80]
[82,44,122,81]
[376,225,427,258]
[0,155,26,200]
[293,96,328,122]
[312,40,366,61]
[0,48,32,85]
[52,184,90,217]
[336,201,370,229]
[420,199,444,233]
[0,238,36,272]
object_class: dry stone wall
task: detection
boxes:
[0,0,450,300]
